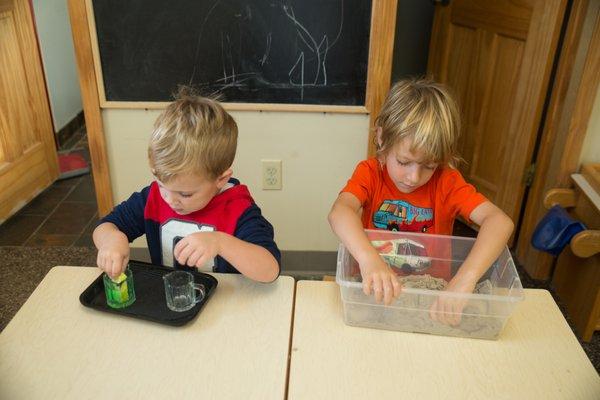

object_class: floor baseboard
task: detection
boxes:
[56,111,85,149]
[130,247,337,274]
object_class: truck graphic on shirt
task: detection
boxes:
[373,200,433,233]
[371,238,432,273]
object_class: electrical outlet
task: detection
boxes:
[262,159,282,190]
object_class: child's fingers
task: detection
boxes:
[109,258,119,278]
[173,239,187,259]
[429,299,440,322]
[439,301,451,325]
[176,245,192,266]
[97,252,105,271]
[449,300,464,326]
[392,277,402,298]
[372,277,384,303]
[186,249,202,267]
[195,252,211,269]
[382,278,393,305]
[99,253,111,273]
[362,276,373,296]
[445,301,457,326]
[120,256,129,275]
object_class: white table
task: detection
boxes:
[288,281,600,400]
[0,267,295,400]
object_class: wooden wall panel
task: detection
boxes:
[366,0,398,156]
[68,0,113,216]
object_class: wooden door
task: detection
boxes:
[0,0,58,223]
[427,0,566,236]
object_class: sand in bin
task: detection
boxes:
[347,275,502,339]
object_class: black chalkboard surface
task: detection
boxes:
[92,0,372,105]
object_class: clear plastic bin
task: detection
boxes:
[336,230,524,340]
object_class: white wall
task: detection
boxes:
[579,86,600,165]
[102,109,369,251]
[33,0,82,131]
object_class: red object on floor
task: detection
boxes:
[58,153,90,180]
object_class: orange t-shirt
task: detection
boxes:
[342,158,487,234]
[341,159,488,280]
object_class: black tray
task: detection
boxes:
[79,260,218,326]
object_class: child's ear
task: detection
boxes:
[376,126,383,148]
[216,168,233,188]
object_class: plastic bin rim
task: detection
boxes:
[335,275,525,302]
[361,229,483,241]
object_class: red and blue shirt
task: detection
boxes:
[100,178,280,274]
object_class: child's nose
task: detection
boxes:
[408,166,421,184]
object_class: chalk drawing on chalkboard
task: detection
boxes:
[283,2,344,100]
[189,1,347,101]
[92,0,372,105]
[260,33,272,66]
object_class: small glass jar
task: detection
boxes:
[103,267,136,308]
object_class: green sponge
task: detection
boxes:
[111,273,129,302]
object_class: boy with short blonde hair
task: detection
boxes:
[94,90,280,283]
[328,79,513,325]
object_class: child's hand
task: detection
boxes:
[360,255,402,305]
[174,231,221,269]
[429,277,476,326]
[96,233,130,279]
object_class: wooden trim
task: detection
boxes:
[84,0,106,107]
[581,163,600,193]
[366,0,398,157]
[427,3,451,83]
[543,188,577,209]
[571,229,600,258]
[68,0,113,216]
[100,100,369,114]
[498,0,568,227]
[86,0,383,116]
[516,0,600,279]
[573,173,600,212]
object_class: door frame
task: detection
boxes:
[516,0,600,279]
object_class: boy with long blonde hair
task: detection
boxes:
[94,90,280,282]
[328,78,513,325]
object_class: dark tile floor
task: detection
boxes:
[0,128,598,373]
[0,128,97,248]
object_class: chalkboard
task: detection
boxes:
[91,0,372,106]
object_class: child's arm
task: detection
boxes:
[329,192,401,305]
[93,222,131,279]
[173,232,279,282]
[430,201,514,325]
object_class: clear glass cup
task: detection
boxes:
[163,271,205,312]
[103,267,136,308]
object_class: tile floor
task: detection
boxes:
[0,128,97,248]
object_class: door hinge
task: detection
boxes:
[524,163,536,187]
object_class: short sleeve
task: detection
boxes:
[439,168,488,222]
[341,160,377,205]
[215,204,281,277]
[99,186,150,242]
